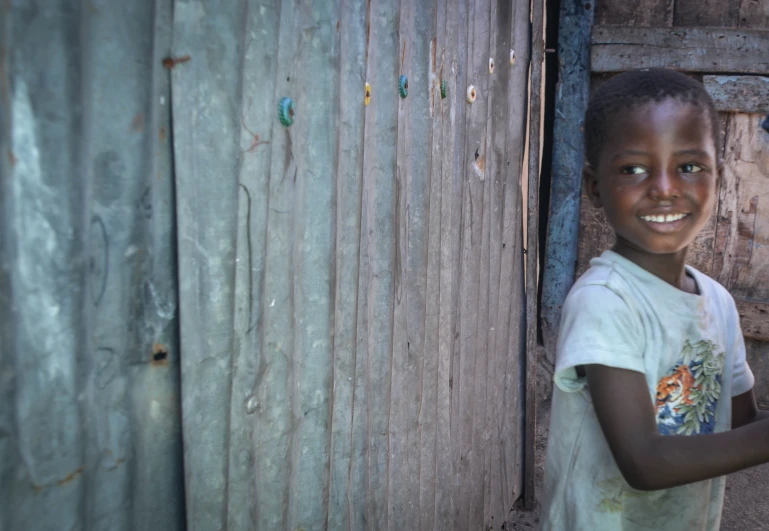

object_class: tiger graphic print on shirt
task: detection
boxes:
[655,339,725,436]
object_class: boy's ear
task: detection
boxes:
[583,163,603,208]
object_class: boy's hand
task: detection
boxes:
[585,364,769,491]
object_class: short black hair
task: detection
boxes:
[584,68,720,167]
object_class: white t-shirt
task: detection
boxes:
[540,251,755,531]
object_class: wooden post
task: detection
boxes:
[540,0,594,369]
[524,0,545,511]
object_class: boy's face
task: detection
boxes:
[584,98,720,257]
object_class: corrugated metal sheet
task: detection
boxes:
[1,2,184,530]
[3,0,537,529]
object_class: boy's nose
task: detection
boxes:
[648,170,680,200]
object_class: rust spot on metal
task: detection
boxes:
[131,112,144,132]
[241,115,270,153]
[8,149,17,167]
[159,127,167,142]
[151,343,169,366]
[58,467,83,486]
[162,55,191,69]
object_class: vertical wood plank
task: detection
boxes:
[436,0,468,526]
[524,0,544,510]
[326,0,367,528]
[357,0,401,527]
[228,2,280,529]
[285,3,340,530]
[171,2,245,528]
[714,114,769,300]
[458,0,493,525]
[251,0,299,528]
[389,0,435,527]
[418,1,447,528]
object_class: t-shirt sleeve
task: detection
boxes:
[729,300,755,397]
[554,284,645,393]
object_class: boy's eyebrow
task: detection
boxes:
[674,149,711,157]
[611,149,649,161]
[611,148,711,161]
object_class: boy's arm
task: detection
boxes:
[733,389,769,428]
[586,364,769,491]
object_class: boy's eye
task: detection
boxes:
[620,166,647,175]
[680,163,703,173]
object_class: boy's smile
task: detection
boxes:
[584,98,720,265]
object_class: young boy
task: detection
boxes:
[540,68,769,530]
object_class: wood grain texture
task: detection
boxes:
[738,0,769,29]
[736,299,769,342]
[595,0,673,26]
[172,0,534,528]
[591,25,769,74]
[713,114,769,301]
[673,0,740,27]
[704,75,769,114]
[524,0,544,509]
[171,2,244,529]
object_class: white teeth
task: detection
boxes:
[641,213,686,223]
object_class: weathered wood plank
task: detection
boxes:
[738,0,769,30]
[591,25,769,74]
[284,1,340,528]
[596,0,673,27]
[524,0,544,510]
[325,0,367,528]
[418,2,446,528]
[248,0,299,528]
[704,75,769,114]
[460,0,493,526]
[171,2,244,529]
[435,0,466,526]
[541,0,594,368]
[358,0,400,527]
[736,298,769,342]
[713,113,769,301]
[388,0,434,527]
[673,0,740,28]
[228,1,280,529]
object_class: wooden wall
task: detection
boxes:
[575,0,769,408]
[171,0,539,529]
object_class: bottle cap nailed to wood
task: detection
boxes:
[278,97,295,127]
[399,75,409,98]
[466,85,477,103]
[440,79,447,99]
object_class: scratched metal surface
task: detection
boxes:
[0,2,185,530]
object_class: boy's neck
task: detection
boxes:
[611,243,698,294]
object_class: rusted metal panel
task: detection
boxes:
[1,1,184,530]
